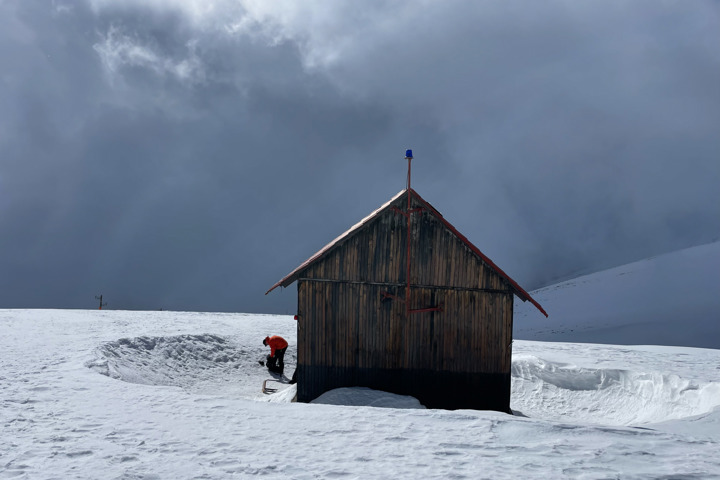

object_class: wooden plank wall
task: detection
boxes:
[298,281,512,372]
[296,191,515,406]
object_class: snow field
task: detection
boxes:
[3,308,720,478]
[515,241,720,348]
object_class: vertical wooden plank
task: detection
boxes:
[440,229,449,286]
[366,225,375,282]
[379,216,388,283]
[347,240,354,281]
[323,282,329,369]
[351,282,358,369]
[315,281,321,369]
[377,216,385,284]
[492,293,499,373]
[464,290,472,372]
[343,283,349,369]
[298,280,305,370]
[388,220,395,285]
[478,291,486,371]
[344,282,349,369]
[506,292,514,374]
[335,281,341,369]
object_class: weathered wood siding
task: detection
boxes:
[295,191,515,411]
[302,193,508,290]
[297,282,513,373]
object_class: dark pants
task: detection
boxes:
[267,347,286,374]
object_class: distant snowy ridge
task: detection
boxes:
[515,241,720,348]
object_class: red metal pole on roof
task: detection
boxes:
[383,150,443,315]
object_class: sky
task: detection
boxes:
[1,0,719,313]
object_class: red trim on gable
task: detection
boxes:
[409,189,548,317]
[265,188,547,317]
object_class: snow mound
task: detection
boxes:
[511,354,720,425]
[86,334,259,393]
[312,387,426,409]
[260,384,298,403]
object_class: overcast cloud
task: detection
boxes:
[1,0,718,314]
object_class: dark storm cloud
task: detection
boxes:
[1,1,718,313]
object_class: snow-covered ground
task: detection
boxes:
[2,307,719,479]
[515,241,720,349]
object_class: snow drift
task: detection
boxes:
[511,354,720,425]
[3,308,720,479]
[312,387,425,409]
[83,332,720,427]
[86,334,250,389]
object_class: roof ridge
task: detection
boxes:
[266,188,547,318]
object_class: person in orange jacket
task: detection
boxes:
[263,335,288,375]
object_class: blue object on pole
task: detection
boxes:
[405,149,413,159]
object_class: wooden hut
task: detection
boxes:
[266,187,547,412]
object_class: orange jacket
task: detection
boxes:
[266,335,288,357]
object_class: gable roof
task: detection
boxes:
[266,188,548,317]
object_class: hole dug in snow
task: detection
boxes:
[86,334,258,393]
[511,355,720,426]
